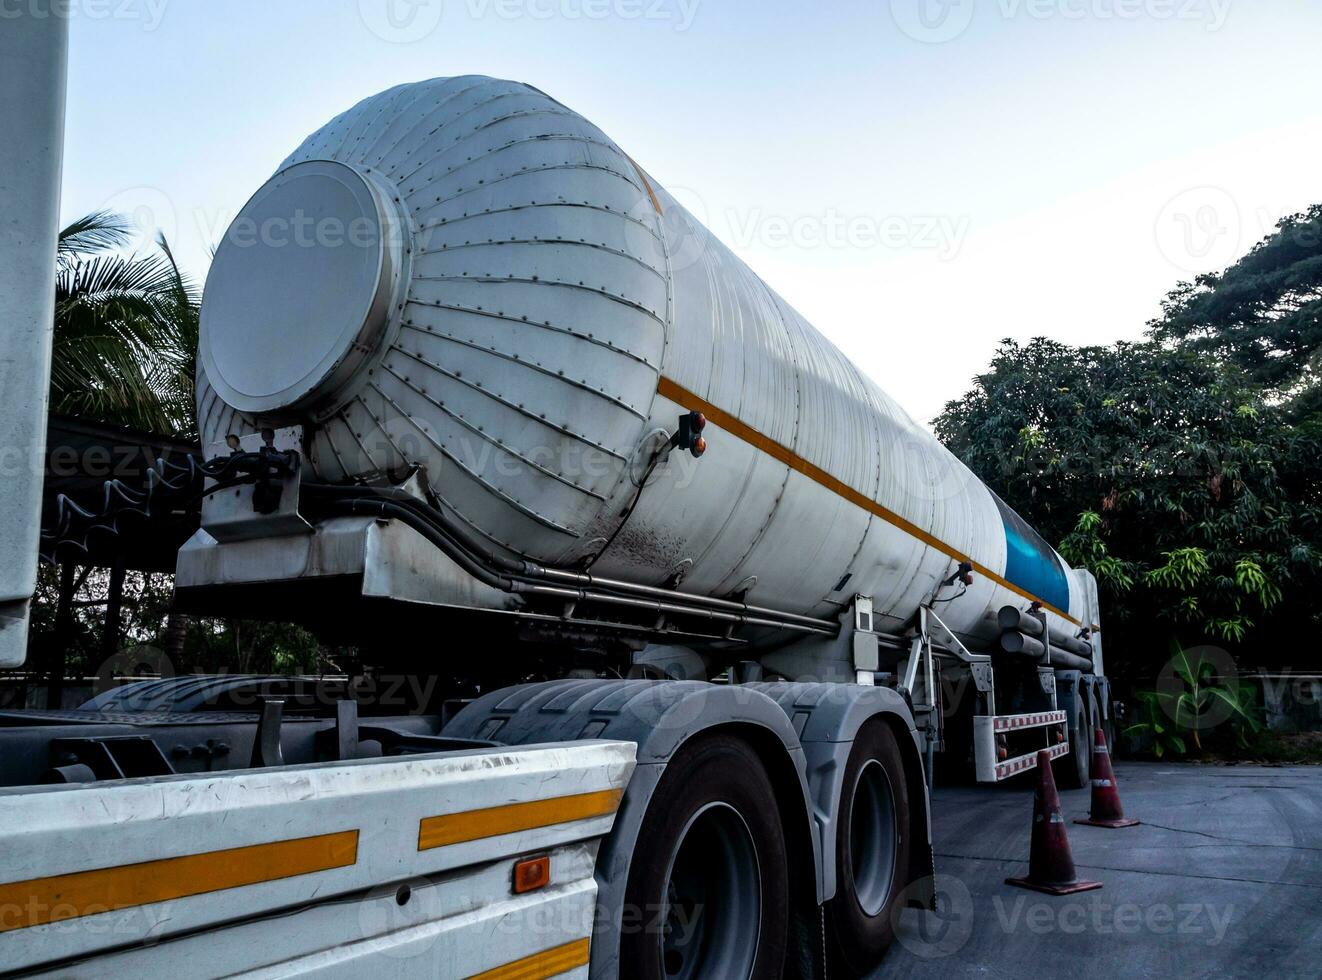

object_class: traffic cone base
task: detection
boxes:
[1005,874,1103,896]
[1076,729,1140,828]
[1005,750,1102,896]
[1075,816,1140,828]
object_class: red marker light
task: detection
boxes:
[674,411,708,458]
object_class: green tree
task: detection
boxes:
[52,211,199,438]
[1152,204,1322,418]
[934,337,1321,676]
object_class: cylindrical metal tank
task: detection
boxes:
[197,75,1094,651]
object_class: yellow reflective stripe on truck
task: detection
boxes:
[418,789,623,851]
[467,937,592,980]
[0,829,358,933]
[656,374,1087,627]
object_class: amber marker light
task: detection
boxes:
[513,855,552,894]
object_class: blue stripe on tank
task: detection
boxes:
[991,493,1071,613]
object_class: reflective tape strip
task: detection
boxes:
[418,789,623,851]
[0,830,358,933]
[995,742,1069,779]
[468,937,591,980]
[657,375,1082,625]
[1092,779,1113,788]
[993,711,1067,732]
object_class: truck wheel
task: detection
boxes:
[1056,697,1089,790]
[826,719,911,976]
[620,734,788,980]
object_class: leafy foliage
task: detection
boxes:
[934,335,1320,673]
[51,211,199,438]
[24,563,343,685]
[1151,203,1322,418]
[1123,641,1262,755]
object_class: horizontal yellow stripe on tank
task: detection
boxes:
[417,789,623,851]
[0,830,359,933]
[467,937,592,980]
[656,375,1086,628]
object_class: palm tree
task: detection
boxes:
[52,210,199,439]
[50,212,202,668]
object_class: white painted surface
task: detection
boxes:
[195,76,1089,652]
[0,740,633,974]
[0,7,67,667]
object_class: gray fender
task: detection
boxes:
[444,678,822,978]
[745,682,936,908]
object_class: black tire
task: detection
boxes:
[825,719,912,977]
[1056,696,1089,790]
[620,734,788,980]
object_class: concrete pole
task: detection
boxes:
[0,6,69,667]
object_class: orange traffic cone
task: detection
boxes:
[1006,749,1102,895]
[1075,728,1140,828]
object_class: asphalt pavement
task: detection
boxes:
[880,761,1321,978]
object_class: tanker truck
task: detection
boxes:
[1,31,1112,979]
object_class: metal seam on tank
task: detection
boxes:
[416,237,668,285]
[345,83,409,156]
[387,346,629,462]
[401,131,629,197]
[385,89,540,179]
[375,84,515,174]
[198,383,218,427]
[467,107,582,141]
[398,323,648,419]
[375,365,608,502]
[417,200,663,245]
[404,136,640,196]
[333,88,395,163]
[581,157,673,567]
[335,406,386,478]
[351,83,417,157]
[411,159,650,217]
[363,81,458,163]
[710,263,803,594]
[354,389,413,465]
[368,80,489,170]
[681,240,765,584]
[791,307,886,611]
[411,275,664,326]
[394,104,581,185]
[306,430,336,481]
[364,382,577,537]
[670,238,770,585]
[318,422,351,482]
[825,382,887,610]
[402,300,659,369]
[409,136,638,194]
[433,486,526,555]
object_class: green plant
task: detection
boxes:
[52,211,199,438]
[1125,690,1187,758]
[1124,641,1263,755]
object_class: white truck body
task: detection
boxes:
[2,741,633,978]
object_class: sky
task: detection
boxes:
[59,0,1322,425]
